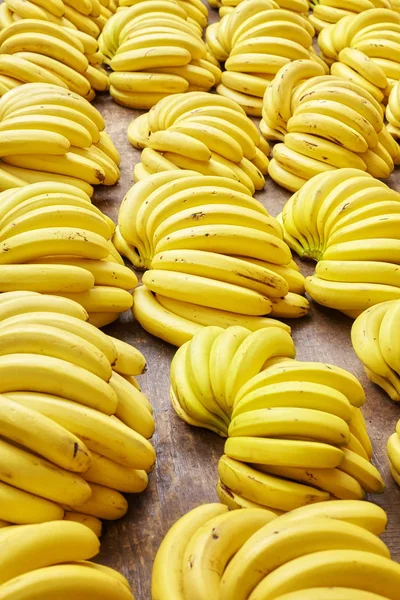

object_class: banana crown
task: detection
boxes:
[152,499,393,600]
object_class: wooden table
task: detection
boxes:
[93,91,400,599]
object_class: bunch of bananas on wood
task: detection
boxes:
[387,419,400,487]
[352,300,400,401]
[152,500,396,600]
[0,19,109,99]
[171,325,384,506]
[0,83,120,194]
[118,0,208,27]
[115,170,309,344]
[0,0,117,39]
[205,0,323,116]
[263,63,398,191]
[206,0,309,18]
[279,169,400,316]
[0,293,155,531]
[0,182,136,327]
[318,9,400,102]
[309,0,393,33]
[0,521,135,599]
[99,0,219,108]
[128,92,269,193]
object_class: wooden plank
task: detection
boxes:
[94,89,400,598]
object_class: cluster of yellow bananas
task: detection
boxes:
[279,169,400,316]
[0,521,135,599]
[309,0,393,33]
[386,80,400,139]
[0,83,120,194]
[115,170,309,344]
[0,181,137,327]
[388,419,400,487]
[0,0,117,39]
[127,92,269,192]
[0,19,109,99]
[171,325,384,509]
[318,9,400,102]
[118,0,208,27]
[352,300,400,401]
[263,63,398,191]
[99,0,219,109]
[152,500,398,600]
[206,0,309,18]
[0,292,155,531]
[205,0,323,116]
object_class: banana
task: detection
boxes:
[151,249,289,298]
[234,359,365,408]
[110,46,191,72]
[0,311,117,364]
[0,352,117,413]
[110,372,155,438]
[228,406,350,445]
[232,380,353,423]
[111,71,188,94]
[0,437,91,506]
[0,114,92,148]
[157,294,290,333]
[270,589,392,599]
[0,264,95,293]
[0,323,112,380]
[152,503,228,600]
[327,214,400,247]
[0,394,91,473]
[142,269,273,315]
[133,285,203,346]
[0,227,109,264]
[273,142,336,180]
[0,129,70,157]
[0,20,84,52]
[0,563,134,599]
[316,261,400,288]
[7,391,156,470]
[3,153,106,184]
[170,343,229,436]
[388,432,400,472]
[216,83,263,116]
[330,61,384,103]
[216,479,281,513]
[117,31,206,61]
[274,498,387,534]
[182,509,276,600]
[83,451,148,493]
[257,464,364,500]
[0,163,94,196]
[220,517,388,600]
[268,158,307,192]
[378,301,400,374]
[64,513,102,537]
[284,132,367,170]
[225,327,295,409]
[339,448,385,493]
[0,521,99,585]
[154,224,292,264]
[248,549,400,600]
[0,292,88,321]
[0,481,63,524]
[225,436,344,468]
[51,285,132,313]
[339,47,388,89]
[306,276,400,311]
[218,455,330,511]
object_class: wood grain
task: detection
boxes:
[93,80,400,600]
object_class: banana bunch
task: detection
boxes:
[309,0,393,33]
[127,92,269,193]
[170,325,383,503]
[388,420,400,487]
[352,300,400,401]
[0,521,135,599]
[0,181,136,327]
[0,0,117,40]
[317,9,400,102]
[0,19,109,100]
[0,83,120,194]
[263,66,397,191]
[118,0,209,27]
[0,292,155,528]
[279,168,400,315]
[99,1,219,109]
[205,0,322,116]
[205,0,309,18]
[152,499,396,600]
[386,80,400,142]
[115,170,309,343]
